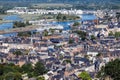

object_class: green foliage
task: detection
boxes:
[62,16,67,21]
[49,28,55,34]
[90,35,96,40]
[74,30,86,37]
[96,66,106,79]
[114,32,120,38]
[96,53,102,57]
[34,62,47,76]
[13,21,26,28]
[37,76,45,80]
[26,21,32,25]
[73,22,80,26]
[17,31,31,37]
[21,63,34,78]
[68,39,74,44]
[0,65,4,76]
[0,64,22,80]
[13,50,23,57]
[4,65,17,73]
[74,30,87,41]
[4,72,21,80]
[97,59,120,80]
[0,76,4,80]
[78,71,92,80]
[13,21,31,28]
[0,61,47,79]
[0,59,48,79]
[63,59,71,64]
[56,13,62,21]
[21,62,47,78]
[108,31,114,36]
[43,30,48,36]
[21,63,33,73]
[56,13,80,21]
[104,59,120,80]
[108,31,120,39]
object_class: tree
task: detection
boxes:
[0,76,4,80]
[43,30,48,36]
[68,39,74,44]
[63,59,72,64]
[13,50,23,57]
[59,29,62,33]
[4,72,15,80]
[73,22,80,26]
[0,64,4,76]
[104,59,120,80]
[37,76,45,80]
[108,31,114,36]
[97,59,120,80]
[21,63,33,73]
[74,30,87,41]
[13,72,22,80]
[56,13,62,21]
[49,28,55,34]
[3,65,17,73]
[114,32,120,38]
[4,72,21,80]
[17,31,31,37]
[91,35,96,40]
[62,16,67,21]
[0,64,22,80]
[34,62,47,76]
[26,21,32,25]
[78,71,92,80]
[13,21,26,28]
[96,66,106,80]
[96,53,102,58]
[21,63,34,78]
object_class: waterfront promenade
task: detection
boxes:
[0,25,40,34]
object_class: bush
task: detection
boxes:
[73,22,80,26]
[78,71,92,80]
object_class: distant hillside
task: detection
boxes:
[0,0,119,9]
[0,0,119,4]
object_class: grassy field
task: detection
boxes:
[0,13,80,23]
[20,14,80,21]
[19,14,43,21]
[20,14,57,21]
[0,14,42,22]
[0,14,55,23]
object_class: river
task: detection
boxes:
[0,14,97,37]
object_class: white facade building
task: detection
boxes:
[7,7,83,15]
